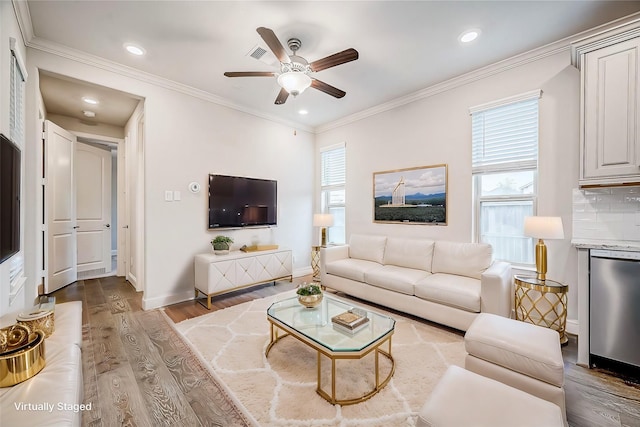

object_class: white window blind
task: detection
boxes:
[10,38,27,146]
[320,143,346,245]
[471,90,540,173]
[321,145,346,187]
[8,38,26,291]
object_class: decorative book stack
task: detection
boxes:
[331,309,369,334]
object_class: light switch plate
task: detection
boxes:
[173,191,181,201]
[164,190,173,201]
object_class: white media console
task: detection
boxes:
[194,248,293,309]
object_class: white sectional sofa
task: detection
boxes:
[320,234,512,331]
[0,301,84,426]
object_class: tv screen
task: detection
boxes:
[208,174,277,229]
[0,134,21,264]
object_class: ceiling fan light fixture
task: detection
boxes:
[277,71,312,96]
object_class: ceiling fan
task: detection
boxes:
[224,27,358,105]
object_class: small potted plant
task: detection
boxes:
[211,236,233,255]
[296,283,323,308]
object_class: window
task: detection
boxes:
[471,90,540,265]
[8,37,26,287]
[320,143,346,244]
[10,38,26,145]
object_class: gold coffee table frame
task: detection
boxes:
[266,296,395,405]
[514,275,568,344]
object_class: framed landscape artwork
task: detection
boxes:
[373,164,448,225]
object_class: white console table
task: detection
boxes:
[194,248,293,309]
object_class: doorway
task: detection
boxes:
[38,71,143,294]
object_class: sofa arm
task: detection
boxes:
[320,245,349,276]
[480,261,513,318]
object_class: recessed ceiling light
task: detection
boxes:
[82,97,99,105]
[459,29,480,43]
[298,109,308,115]
[124,43,145,56]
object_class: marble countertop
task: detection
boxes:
[571,239,640,251]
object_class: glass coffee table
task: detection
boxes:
[266,294,395,405]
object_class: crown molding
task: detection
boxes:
[27,37,314,133]
[316,11,640,134]
[13,13,313,135]
[12,0,34,45]
[316,42,569,134]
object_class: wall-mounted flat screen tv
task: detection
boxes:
[208,174,277,229]
[0,133,21,264]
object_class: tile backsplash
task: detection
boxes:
[572,186,640,241]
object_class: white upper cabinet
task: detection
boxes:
[573,20,640,187]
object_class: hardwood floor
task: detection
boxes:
[52,275,640,427]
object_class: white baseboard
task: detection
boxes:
[142,290,195,311]
[293,266,313,278]
[566,318,579,336]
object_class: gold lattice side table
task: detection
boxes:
[311,245,321,282]
[514,275,568,345]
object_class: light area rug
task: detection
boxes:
[174,291,465,426]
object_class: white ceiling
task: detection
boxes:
[26,1,640,130]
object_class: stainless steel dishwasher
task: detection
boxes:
[590,249,640,372]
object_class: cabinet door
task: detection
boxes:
[268,251,293,279]
[208,259,236,293]
[583,37,640,182]
[235,256,257,286]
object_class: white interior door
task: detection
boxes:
[45,121,77,293]
[76,142,112,277]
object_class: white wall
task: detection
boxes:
[316,49,581,324]
[24,48,315,310]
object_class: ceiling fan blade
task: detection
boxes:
[311,79,346,98]
[274,88,289,105]
[310,48,359,72]
[224,71,275,77]
[256,27,291,64]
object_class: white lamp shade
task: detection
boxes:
[524,216,564,240]
[313,213,334,227]
[277,72,311,96]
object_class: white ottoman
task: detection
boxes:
[417,365,564,427]
[464,313,566,424]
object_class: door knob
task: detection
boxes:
[72,226,80,229]
[105,224,111,228]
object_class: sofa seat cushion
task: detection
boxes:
[431,241,492,280]
[415,273,481,312]
[383,238,434,272]
[325,258,383,283]
[364,265,430,295]
[48,301,83,349]
[0,342,83,425]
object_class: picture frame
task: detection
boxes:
[373,164,447,225]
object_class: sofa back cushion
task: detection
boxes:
[349,234,387,264]
[431,241,492,279]
[383,238,435,272]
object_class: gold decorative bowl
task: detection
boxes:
[298,293,323,308]
[17,309,55,338]
[0,330,46,387]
